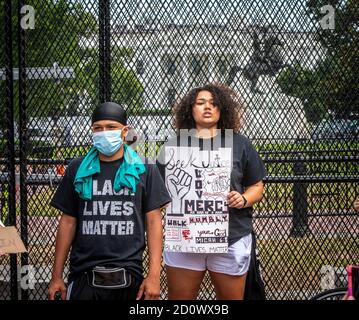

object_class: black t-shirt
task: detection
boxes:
[51,155,171,282]
[157,132,266,246]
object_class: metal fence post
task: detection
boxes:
[290,158,310,237]
[4,0,19,301]
[18,0,29,300]
[99,0,111,102]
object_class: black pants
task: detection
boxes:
[68,272,142,300]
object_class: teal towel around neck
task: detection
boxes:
[74,144,146,200]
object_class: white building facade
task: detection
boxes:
[109,23,324,140]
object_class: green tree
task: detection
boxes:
[277,0,359,123]
[0,0,143,122]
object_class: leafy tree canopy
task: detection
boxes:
[277,0,359,123]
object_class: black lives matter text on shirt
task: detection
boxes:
[51,156,171,281]
[81,179,135,236]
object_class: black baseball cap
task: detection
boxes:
[91,102,127,125]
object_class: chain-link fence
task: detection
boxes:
[0,0,358,300]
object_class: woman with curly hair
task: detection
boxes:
[173,83,242,133]
[158,83,266,300]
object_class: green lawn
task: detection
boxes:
[0,141,356,219]
[257,236,359,292]
[5,180,352,217]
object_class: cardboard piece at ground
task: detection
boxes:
[0,226,27,253]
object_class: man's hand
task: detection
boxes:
[227,191,246,209]
[49,214,76,300]
[48,277,67,300]
[136,275,160,300]
[142,208,162,300]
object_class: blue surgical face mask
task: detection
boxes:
[92,129,123,156]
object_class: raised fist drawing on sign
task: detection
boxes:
[166,168,192,213]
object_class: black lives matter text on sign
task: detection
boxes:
[164,147,231,254]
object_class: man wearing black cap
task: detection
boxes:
[48,102,171,300]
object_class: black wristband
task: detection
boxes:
[242,195,248,208]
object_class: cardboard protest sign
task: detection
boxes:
[0,226,27,254]
[164,146,232,254]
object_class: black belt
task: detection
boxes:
[86,266,132,289]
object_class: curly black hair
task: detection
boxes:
[173,83,243,133]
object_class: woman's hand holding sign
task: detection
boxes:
[227,182,264,210]
[227,191,247,209]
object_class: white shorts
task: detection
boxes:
[164,233,252,276]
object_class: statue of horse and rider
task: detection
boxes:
[227,25,293,94]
